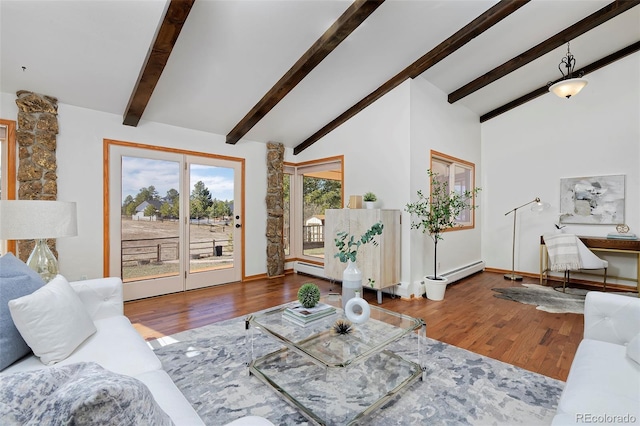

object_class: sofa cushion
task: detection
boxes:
[628,333,640,365]
[8,275,97,366]
[0,253,45,370]
[556,339,640,419]
[0,362,172,426]
[2,315,163,377]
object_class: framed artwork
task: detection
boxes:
[559,175,625,225]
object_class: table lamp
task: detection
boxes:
[0,200,77,282]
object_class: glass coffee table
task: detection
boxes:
[246,294,426,425]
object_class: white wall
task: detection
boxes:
[1,93,268,281]
[481,53,640,288]
[409,77,482,293]
[292,80,412,294]
[294,77,483,297]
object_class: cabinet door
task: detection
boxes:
[324,209,349,280]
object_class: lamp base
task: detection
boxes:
[504,273,523,281]
[26,238,59,283]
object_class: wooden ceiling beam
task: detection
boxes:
[293,0,529,155]
[479,41,640,123]
[226,0,385,145]
[123,0,195,127]
[448,0,640,104]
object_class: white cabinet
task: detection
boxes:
[324,209,401,303]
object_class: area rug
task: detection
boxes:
[492,284,638,314]
[149,309,564,425]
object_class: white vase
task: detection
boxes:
[364,201,375,209]
[424,276,448,301]
[345,290,370,324]
[342,259,362,310]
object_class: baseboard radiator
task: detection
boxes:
[294,261,327,279]
[441,260,485,283]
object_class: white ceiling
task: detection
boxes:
[1,0,639,150]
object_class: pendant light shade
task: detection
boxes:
[549,78,588,99]
[548,42,587,99]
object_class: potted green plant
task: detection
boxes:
[405,170,480,300]
[363,192,377,209]
[334,222,383,308]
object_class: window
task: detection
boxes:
[0,119,17,255]
[284,157,343,263]
[430,150,476,229]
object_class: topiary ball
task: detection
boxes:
[297,283,321,308]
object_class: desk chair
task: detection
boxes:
[563,238,608,292]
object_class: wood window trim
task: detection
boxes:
[1,119,17,254]
[430,149,477,232]
[283,155,344,264]
[103,139,246,279]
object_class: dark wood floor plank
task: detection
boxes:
[124,271,584,381]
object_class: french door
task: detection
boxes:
[107,142,243,301]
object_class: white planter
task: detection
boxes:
[424,276,448,301]
[342,260,362,310]
[364,201,375,209]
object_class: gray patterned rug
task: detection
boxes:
[492,284,638,314]
[149,309,564,425]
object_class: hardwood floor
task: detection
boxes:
[124,271,583,381]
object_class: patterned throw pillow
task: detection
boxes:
[0,253,45,370]
[0,362,173,425]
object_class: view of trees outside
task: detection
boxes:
[121,182,232,222]
[121,178,234,281]
[302,175,341,257]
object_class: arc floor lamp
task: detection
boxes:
[504,197,548,281]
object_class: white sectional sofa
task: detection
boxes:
[552,291,640,425]
[1,273,272,426]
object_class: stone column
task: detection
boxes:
[14,91,59,262]
[265,142,284,277]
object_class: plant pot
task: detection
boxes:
[424,276,448,301]
[364,201,375,209]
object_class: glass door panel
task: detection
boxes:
[185,156,242,290]
[108,143,243,299]
[301,169,342,259]
[121,156,181,282]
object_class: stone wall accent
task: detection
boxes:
[14,90,59,262]
[265,142,284,277]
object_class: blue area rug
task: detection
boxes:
[149,310,563,425]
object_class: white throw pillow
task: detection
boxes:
[8,275,97,365]
[627,333,640,365]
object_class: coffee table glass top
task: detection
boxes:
[247,294,423,368]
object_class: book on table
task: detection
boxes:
[283,302,336,325]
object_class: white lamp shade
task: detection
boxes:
[0,200,77,240]
[549,78,588,99]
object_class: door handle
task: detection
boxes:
[235,224,241,228]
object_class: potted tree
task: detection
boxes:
[405,170,480,300]
[363,192,377,209]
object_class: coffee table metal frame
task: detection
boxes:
[245,294,426,425]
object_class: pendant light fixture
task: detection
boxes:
[548,42,588,99]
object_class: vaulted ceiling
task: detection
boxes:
[1,0,638,154]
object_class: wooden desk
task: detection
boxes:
[540,235,640,294]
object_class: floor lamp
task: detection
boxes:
[504,197,547,281]
[0,200,77,282]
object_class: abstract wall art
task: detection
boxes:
[559,175,625,225]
